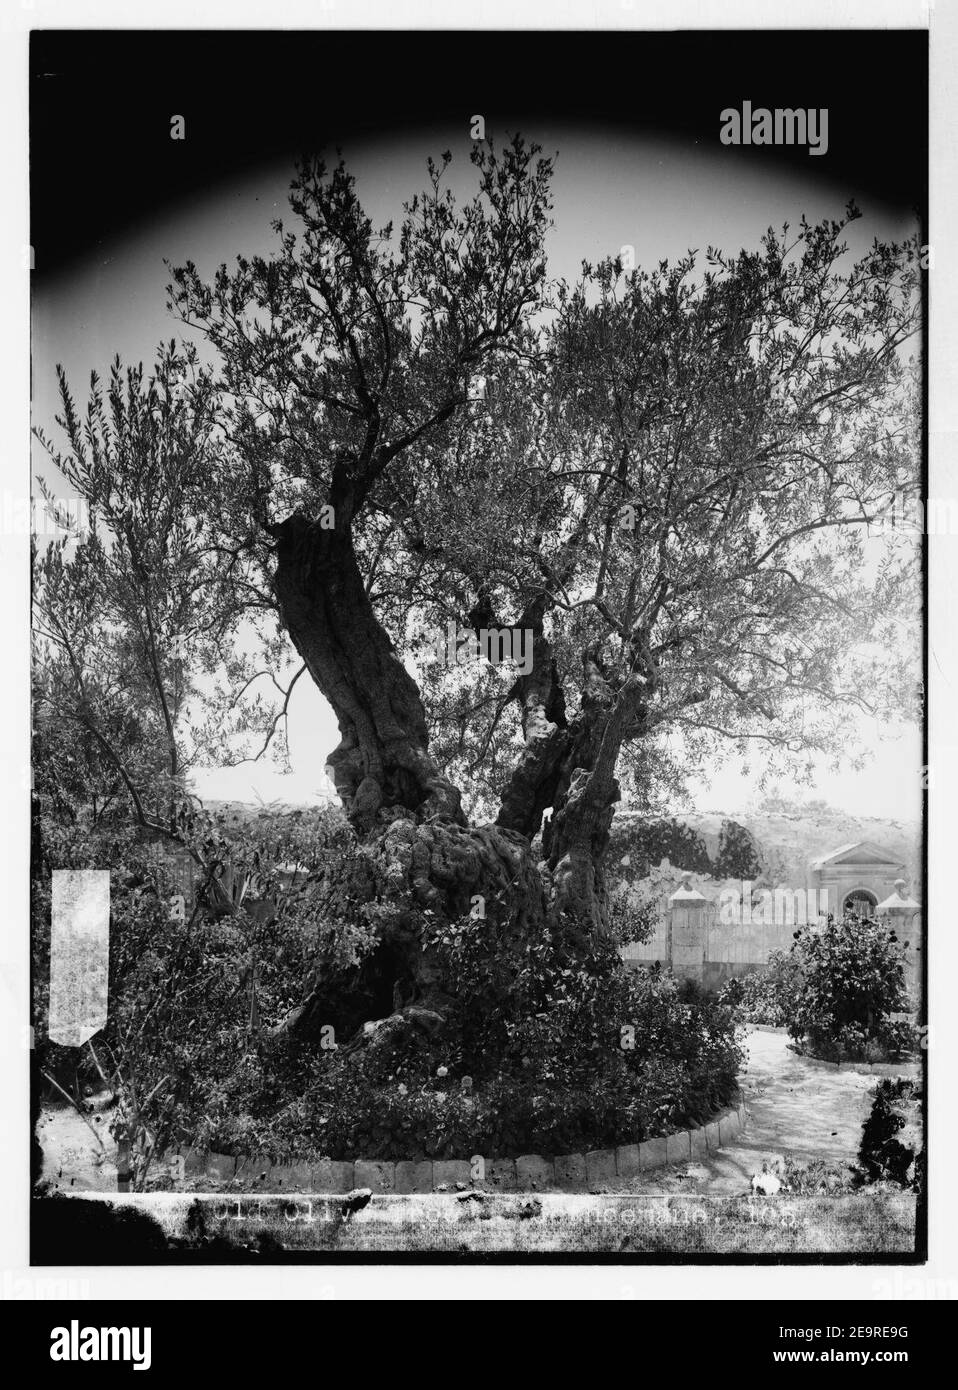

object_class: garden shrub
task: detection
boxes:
[32,801,361,1186]
[857,1078,923,1190]
[717,951,802,1027]
[762,1155,857,1195]
[720,913,918,1063]
[783,913,916,1062]
[607,888,658,946]
[200,967,744,1161]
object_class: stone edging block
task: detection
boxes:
[394,1160,433,1193]
[554,1152,588,1189]
[585,1149,617,1188]
[614,1144,641,1179]
[433,1159,472,1191]
[718,1110,740,1146]
[666,1130,691,1165]
[163,1097,748,1195]
[639,1136,668,1170]
[355,1159,395,1193]
[483,1158,518,1191]
[516,1155,555,1191]
[703,1120,722,1153]
[206,1152,237,1182]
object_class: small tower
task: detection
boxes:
[669,871,707,984]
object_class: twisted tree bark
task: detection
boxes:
[268,512,647,1044]
[270,512,553,1041]
[495,596,568,840]
[272,513,464,833]
[541,656,645,941]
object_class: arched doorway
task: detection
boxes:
[842,888,878,919]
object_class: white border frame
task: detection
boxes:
[2,0,953,1302]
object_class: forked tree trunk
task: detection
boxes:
[270,512,552,1037]
[269,516,632,1038]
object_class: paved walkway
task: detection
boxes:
[621,1026,878,1195]
[708,1026,881,1190]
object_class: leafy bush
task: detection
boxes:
[212,927,745,1161]
[718,951,802,1026]
[607,889,658,946]
[857,1078,923,1190]
[32,801,359,1186]
[757,1155,857,1195]
[720,913,917,1063]
[157,921,744,1163]
[201,961,744,1162]
[784,913,915,1062]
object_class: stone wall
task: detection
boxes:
[621,891,798,986]
[620,884,921,997]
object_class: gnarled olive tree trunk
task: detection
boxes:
[271,513,554,1038]
[269,514,638,1041]
[272,513,463,832]
[541,663,644,941]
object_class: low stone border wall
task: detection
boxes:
[159,1098,748,1195]
[785,1045,920,1078]
[748,1024,789,1035]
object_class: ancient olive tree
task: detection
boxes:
[168,147,921,1037]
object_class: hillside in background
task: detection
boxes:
[608,805,921,894]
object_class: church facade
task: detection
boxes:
[807,840,916,920]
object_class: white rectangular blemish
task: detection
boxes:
[49,870,110,1046]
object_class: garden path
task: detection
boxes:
[619,1026,878,1194]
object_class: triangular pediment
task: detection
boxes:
[812,840,903,868]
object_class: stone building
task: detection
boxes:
[807,840,912,920]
